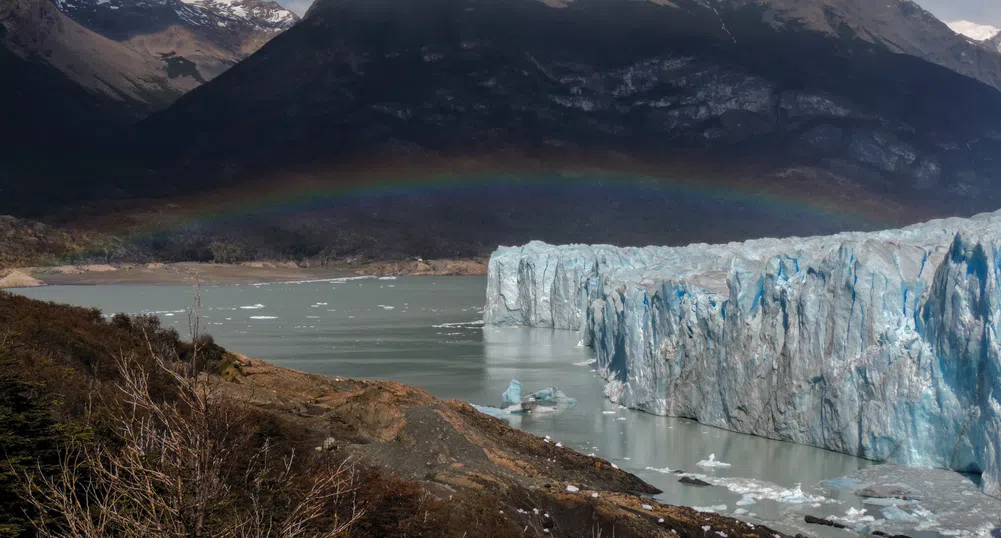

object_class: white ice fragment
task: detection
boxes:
[641,504,653,510]
[697,454,732,468]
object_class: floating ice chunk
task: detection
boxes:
[472,404,525,417]
[829,507,875,525]
[378,276,397,280]
[697,454,732,468]
[736,495,756,506]
[523,386,576,408]
[734,508,748,515]
[249,316,278,320]
[645,466,672,474]
[694,505,726,513]
[881,505,920,522]
[253,276,374,286]
[602,411,617,415]
[501,379,523,407]
[573,358,596,366]
[240,304,265,310]
[432,320,485,328]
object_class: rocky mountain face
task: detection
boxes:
[1,0,201,115]
[53,0,298,83]
[0,0,297,119]
[131,0,1001,212]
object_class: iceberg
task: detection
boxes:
[476,380,576,417]
[523,386,576,409]
[484,210,1001,497]
[501,379,522,407]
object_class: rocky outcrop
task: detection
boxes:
[484,210,1001,498]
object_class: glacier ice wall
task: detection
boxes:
[484,212,1001,498]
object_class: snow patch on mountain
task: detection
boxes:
[56,0,298,33]
[947,20,1001,42]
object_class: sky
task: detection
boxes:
[281,0,1001,26]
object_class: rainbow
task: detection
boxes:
[141,160,919,232]
[67,156,947,265]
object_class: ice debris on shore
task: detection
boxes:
[484,209,1001,497]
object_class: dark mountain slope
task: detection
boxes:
[134,0,1001,204]
[0,30,130,211]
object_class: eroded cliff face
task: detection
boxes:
[484,211,1001,498]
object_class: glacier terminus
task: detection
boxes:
[484,210,1001,498]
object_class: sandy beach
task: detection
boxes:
[1,258,488,288]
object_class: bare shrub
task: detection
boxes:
[19,351,363,538]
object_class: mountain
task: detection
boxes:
[11,0,1001,261]
[53,0,298,84]
[1,0,202,115]
[134,0,1001,200]
[0,0,297,119]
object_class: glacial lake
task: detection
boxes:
[18,276,997,537]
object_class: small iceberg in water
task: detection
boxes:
[501,379,522,407]
[475,379,576,418]
[697,454,732,469]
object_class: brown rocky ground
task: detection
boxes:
[358,258,488,277]
[4,259,487,288]
[215,354,790,538]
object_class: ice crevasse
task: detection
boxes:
[483,210,1001,498]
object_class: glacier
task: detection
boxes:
[483,210,1001,498]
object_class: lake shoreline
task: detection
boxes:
[1,258,487,288]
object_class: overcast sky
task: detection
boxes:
[283,0,1001,27]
